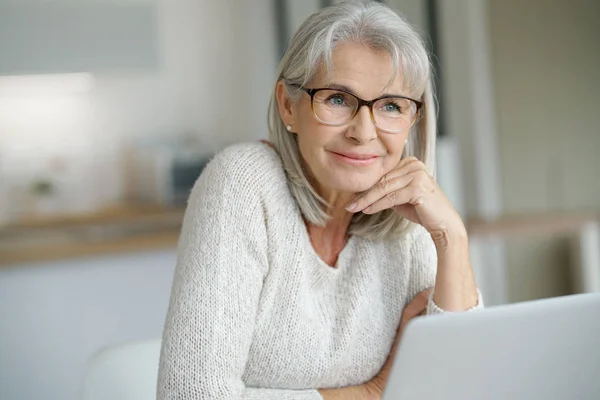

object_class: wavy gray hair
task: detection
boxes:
[267,0,437,241]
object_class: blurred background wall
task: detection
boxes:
[0,0,276,217]
[489,0,600,301]
[0,1,598,399]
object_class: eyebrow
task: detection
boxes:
[324,82,407,99]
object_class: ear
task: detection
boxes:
[275,80,296,131]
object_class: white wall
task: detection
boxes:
[435,0,508,305]
[385,0,428,33]
[489,0,600,301]
[287,0,321,38]
[0,249,177,400]
[490,0,600,213]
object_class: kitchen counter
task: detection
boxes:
[1,204,597,267]
[0,204,185,266]
[466,211,599,237]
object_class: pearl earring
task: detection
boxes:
[286,125,292,132]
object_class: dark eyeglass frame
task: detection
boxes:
[291,84,424,133]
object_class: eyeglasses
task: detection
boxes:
[295,85,423,134]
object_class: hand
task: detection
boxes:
[364,289,432,399]
[346,157,466,240]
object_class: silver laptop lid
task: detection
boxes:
[384,293,600,400]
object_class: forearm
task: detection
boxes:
[318,383,376,400]
[430,227,479,311]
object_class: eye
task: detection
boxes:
[381,101,402,113]
[325,93,348,107]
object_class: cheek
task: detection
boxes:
[293,101,314,131]
[295,107,330,153]
[381,135,407,169]
[294,120,327,170]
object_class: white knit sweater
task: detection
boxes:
[157,142,479,400]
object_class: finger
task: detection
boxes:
[400,290,432,326]
[387,157,428,179]
[362,186,424,214]
[396,156,421,170]
[347,174,415,213]
[401,305,427,325]
[347,162,430,213]
[403,289,431,316]
[399,307,427,334]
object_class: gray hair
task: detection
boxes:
[267,0,437,241]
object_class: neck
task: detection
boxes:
[305,173,359,265]
[321,184,355,228]
[306,211,353,267]
[305,191,355,266]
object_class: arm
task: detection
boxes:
[408,225,483,315]
[430,227,480,312]
[156,154,323,400]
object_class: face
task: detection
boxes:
[277,42,413,201]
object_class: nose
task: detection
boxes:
[346,105,377,144]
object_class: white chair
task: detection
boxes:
[82,339,162,400]
[571,221,600,293]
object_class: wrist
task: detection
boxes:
[429,223,468,254]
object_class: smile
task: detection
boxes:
[329,151,380,166]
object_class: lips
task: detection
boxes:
[330,151,379,160]
[328,150,380,166]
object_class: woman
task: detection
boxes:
[157,1,482,399]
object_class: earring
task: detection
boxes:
[286,125,292,132]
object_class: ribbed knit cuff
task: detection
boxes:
[243,388,324,400]
[426,289,484,314]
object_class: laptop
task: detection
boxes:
[383,293,600,400]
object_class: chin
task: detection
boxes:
[323,170,382,194]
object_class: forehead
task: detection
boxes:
[309,42,406,98]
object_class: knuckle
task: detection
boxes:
[412,176,430,192]
[379,177,389,191]
[409,186,421,199]
[409,169,428,182]
[386,191,397,205]
[415,167,429,177]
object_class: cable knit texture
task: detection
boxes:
[157,142,482,400]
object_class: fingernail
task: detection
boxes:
[362,206,372,214]
[346,202,358,212]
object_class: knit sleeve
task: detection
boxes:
[156,148,323,400]
[406,225,483,315]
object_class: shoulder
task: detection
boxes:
[197,141,287,200]
[207,142,282,174]
[182,142,284,247]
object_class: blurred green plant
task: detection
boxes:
[30,179,54,197]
